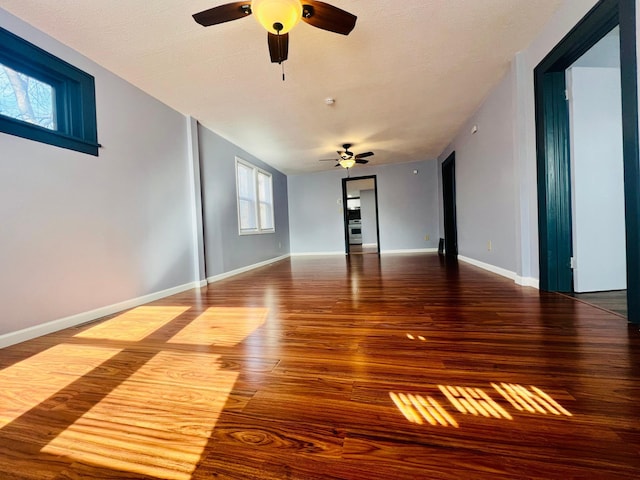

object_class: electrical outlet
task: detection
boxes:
[487,240,492,252]
[425,234,430,241]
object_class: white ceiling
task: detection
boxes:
[0,0,563,174]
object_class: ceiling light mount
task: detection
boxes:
[340,143,354,160]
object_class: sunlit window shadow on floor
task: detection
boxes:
[492,383,572,416]
[1,305,268,480]
[389,392,459,427]
[41,350,239,480]
[439,385,513,419]
[391,383,571,429]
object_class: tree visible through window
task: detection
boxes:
[0,26,98,155]
[236,158,275,234]
[0,63,56,130]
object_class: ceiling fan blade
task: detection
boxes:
[319,158,339,162]
[355,152,374,159]
[301,1,357,35]
[268,32,289,63]
[355,159,369,164]
[193,2,252,26]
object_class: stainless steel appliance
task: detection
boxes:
[348,219,363,245]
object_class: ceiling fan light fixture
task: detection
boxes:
[339,158,356,169]
[252,0,302,34]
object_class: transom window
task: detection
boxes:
[0,27,99,155]
[235,158,275,234]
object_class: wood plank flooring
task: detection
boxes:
[568,290,628,318]
[1,253,639,479]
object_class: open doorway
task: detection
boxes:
[442,152,458,257]
[342,175,380,255]
[534,0,639,323]
[566,26,627,317]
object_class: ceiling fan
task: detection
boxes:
[319,144,374,169]
[192,0,357,66]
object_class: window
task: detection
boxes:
[0,27,99,155]
[235,158,275,234]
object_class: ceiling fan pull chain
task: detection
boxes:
[276,28,285,81]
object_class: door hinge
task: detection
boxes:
[564,89,570,101]
[569,256,576,269]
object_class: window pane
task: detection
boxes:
[259,201,274,230]
[237,162,258,231]
[237,163,255,200]
[239,198,257,230]
[257,172,274,230]
[0,63,56,130]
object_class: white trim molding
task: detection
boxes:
[0,280,206,349]
[458,255,539,289]
[290,251,346,257]
[381,248,438,254]
[515,276,540,289]
[207,254,290,283]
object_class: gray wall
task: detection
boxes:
[288,160,439,254]
[439,73,518,273]
[568,66,626,292]
[437,0,603,284]
[0,10,198,336]
[198,126,290,276]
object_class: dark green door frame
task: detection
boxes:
[535,0,639,324]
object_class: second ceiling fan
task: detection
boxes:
[192,0,357,65]
[320,144,374,169]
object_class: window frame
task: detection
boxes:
[0,26,99,156]
[235,157,275,235]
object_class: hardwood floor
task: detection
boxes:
[568,290,628,318]
[1,253,639,479]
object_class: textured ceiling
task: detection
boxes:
[0,0,563,174]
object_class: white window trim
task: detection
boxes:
[235,157,275,235]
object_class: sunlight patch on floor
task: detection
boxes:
[391,383,571,428]
[168,307,268,347]
[42,351,238,480]
[492,383,572,416]
[389,392,458,427]
[439,385,513,419]
[0,344,122,429]
[75,306,190,341]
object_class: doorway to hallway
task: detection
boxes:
[342,175,380,255]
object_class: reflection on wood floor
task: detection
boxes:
[0,253,639,479]
[568,290,628,318]
[349,244,378,255]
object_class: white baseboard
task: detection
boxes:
[291,248,439,256]
[458,255,539,289]
[290,252,346,257]
[381,248,438,254]
[206,254,290,283]
[0,280,206,350]
[515,276,540,289]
